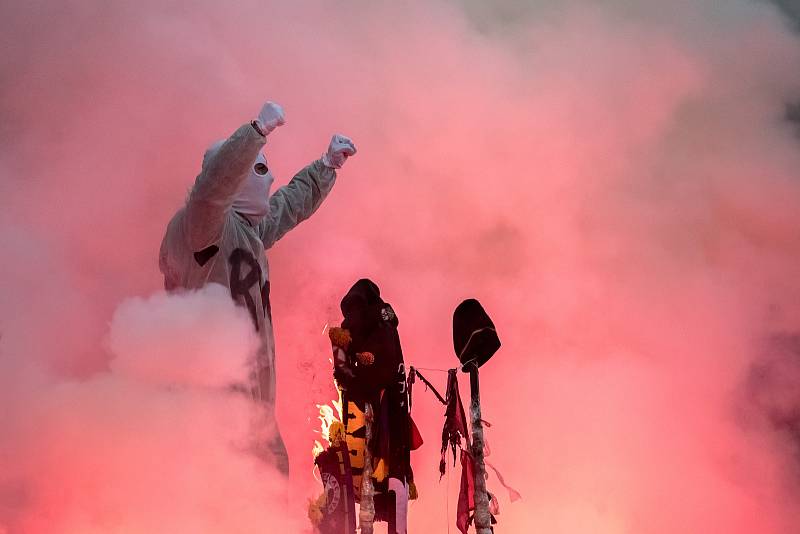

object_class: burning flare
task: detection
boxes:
[312,387,344,458]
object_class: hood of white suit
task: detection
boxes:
[203,140,275,225]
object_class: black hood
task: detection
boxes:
[340,278,398,335]
[453,298,500,370]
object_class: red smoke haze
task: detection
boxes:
[2,1,800,532]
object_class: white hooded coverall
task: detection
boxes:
[159,122,337,474]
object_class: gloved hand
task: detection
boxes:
[255,101,286,135]
[322,134,357,169]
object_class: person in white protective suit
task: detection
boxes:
[159,101,356,475]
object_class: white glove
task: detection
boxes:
[322,134,357,169]
[255,101,286,135]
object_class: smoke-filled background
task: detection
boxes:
[3,0,800,532]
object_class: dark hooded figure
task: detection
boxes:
[332,279,414,533]
[338,280,403,397]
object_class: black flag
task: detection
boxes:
[314,442,357,534]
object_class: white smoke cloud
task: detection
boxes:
[108,283,260,388]
[0,286,303,533]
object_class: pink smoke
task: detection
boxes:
[3,0,800,532]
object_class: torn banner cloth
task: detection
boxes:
[436,368,501,534]
[440,369,470,478]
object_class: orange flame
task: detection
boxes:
[312,387,343,458]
